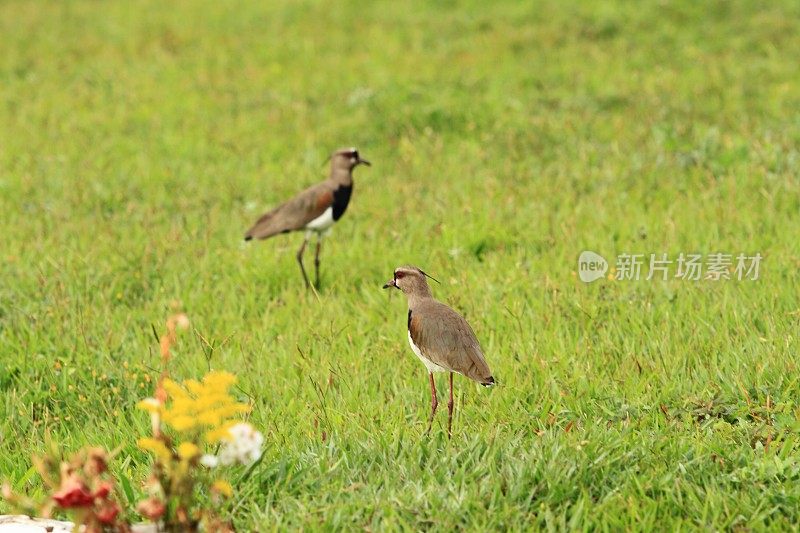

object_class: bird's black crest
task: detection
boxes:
[418,268,441,284]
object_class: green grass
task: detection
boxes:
[2,0,800,529]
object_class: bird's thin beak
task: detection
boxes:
[358,157,371,167]
[382,279,396,289]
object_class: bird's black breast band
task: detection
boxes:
[331,184,353,220]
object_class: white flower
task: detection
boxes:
[218,423,264,466]
[199,423,264,468]
[200,454,219,468]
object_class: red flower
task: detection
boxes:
[137,496,166,521]
[96,501,120,524]
[93,480,113,500]
[52,474,93,508]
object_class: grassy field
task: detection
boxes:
[2,0,800,529]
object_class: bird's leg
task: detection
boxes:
[296,235,310,289]
[447,372,454,439]
[425,372,438,435]
[314,234,323,290]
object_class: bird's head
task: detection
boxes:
[330,147,370,171]
[383,265,439,296]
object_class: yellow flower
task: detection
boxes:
[205,421,236,443]
[203,371,236,389]
[167,415,197,431]
[185,379,204,395]
[138,438,171,461]
[177,442,200,460]
[157,371,251,442]
[211,480,233,498]
[162,379,189,400]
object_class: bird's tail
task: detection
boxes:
[481,376,496,387]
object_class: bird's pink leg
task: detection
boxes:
[425,372,438,435]
[447,372,454,439]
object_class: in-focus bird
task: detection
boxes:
[244,148,370,289]
[383,266,495,437]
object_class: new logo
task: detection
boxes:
[578,251,608,283]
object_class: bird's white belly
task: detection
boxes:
[305,207,334,231]
[408,331,447,373]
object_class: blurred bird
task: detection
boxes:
[383,266,495,437]
[244,148,370,289]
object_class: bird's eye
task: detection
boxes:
[395,271,405,279]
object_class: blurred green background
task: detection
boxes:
[1,0,800,529]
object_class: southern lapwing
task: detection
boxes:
[383,266,495,437]
[244,148,370,289]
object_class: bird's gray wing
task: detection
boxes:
[245,182,334,240]
[410,301,493,384]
